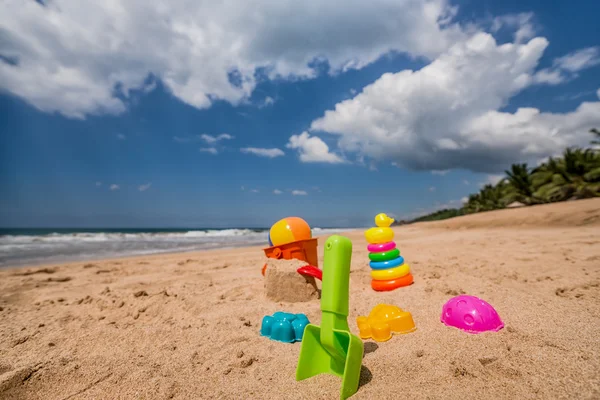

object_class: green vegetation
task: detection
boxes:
[409,128,600,223]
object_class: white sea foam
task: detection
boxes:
[0,227,355,267]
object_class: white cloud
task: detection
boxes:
[479,174,504,187]
[311,33,600,173]
[461,196,468,204]
[292,190,308,196]
[240,147,285,158]
[287,131,344,164]
[95,181,102,187]
[431,170,449,176]
[199,147,218,155]
[554,47,600,72]
[463,179,470,185]
[491,12,536,44]
[201,134,234,144]
[117,133,126,140]
[429,186,436,192]
[138,183,152,192]
[109,184,120,191]
[0,0,467,118]
[534,46,600,85]
[273,189,282,195]
[259,96,275,108]
[240,186,245,191]
[251,189,259,193]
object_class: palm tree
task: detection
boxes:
[591,128,600,146]
[532,147,600,201]
[504,163,536,204]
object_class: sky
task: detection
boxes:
[0,0,599,228]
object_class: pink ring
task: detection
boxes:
[367,241,396,252]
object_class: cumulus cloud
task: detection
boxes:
[292,190,308,196]
[287,131,344,163]
[311,33,600,173]
[240,147,285,158]
[138,183,152,192]
[109,184,120,191]
[0,0,467,118]
[273,189,282,195]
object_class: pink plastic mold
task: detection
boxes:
[440,295,504,334]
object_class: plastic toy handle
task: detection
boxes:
[320,235,352,317]
[297,265,323,281]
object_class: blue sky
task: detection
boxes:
[1,0,599,228]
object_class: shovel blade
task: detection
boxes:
[296,325,364,399]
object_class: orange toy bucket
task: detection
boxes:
[262,238,319,276]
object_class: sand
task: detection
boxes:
[1,198,599,399]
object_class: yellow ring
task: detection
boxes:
[365,227,394,244]
[371,263,410,280]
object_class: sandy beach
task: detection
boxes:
[1,198,599,399]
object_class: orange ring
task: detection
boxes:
[371,273,414,291]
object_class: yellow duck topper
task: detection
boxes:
[374,213,394,227]
[365,213,395,244]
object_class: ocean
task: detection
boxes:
[0,227,353,268]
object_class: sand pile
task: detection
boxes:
[263,258,319,302]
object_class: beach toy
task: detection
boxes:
[440,295,504,334]
[261,312,310,343]
[368,248,400,262]
[262,217,318,276]
[364,213,413,291]
[370,263,410,280]
[371,274,414,291]
[357,304,416,342]
[297,265,323,281]
[374,213,394,227]
[269,217,312,247]
[364,227,394,244]
[369,256,405,270]
[296,235,363,400]
[367,241,396,252]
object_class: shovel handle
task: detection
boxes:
[320,235,352,317]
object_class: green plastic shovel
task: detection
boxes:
[296,235,364,399]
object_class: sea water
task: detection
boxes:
[0,227,350,268]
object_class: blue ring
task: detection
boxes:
[370,256,404,270]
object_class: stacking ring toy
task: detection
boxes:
[371,263,410,281]
[367,241,396,252]
[368,248,400,262]
[369,256,405,270]
[364,227,394,244]
[371,273,414,291]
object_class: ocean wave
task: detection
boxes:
[0,227,358,267]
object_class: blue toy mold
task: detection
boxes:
[260,312,310,343]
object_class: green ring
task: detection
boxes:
[368,248,400,262]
